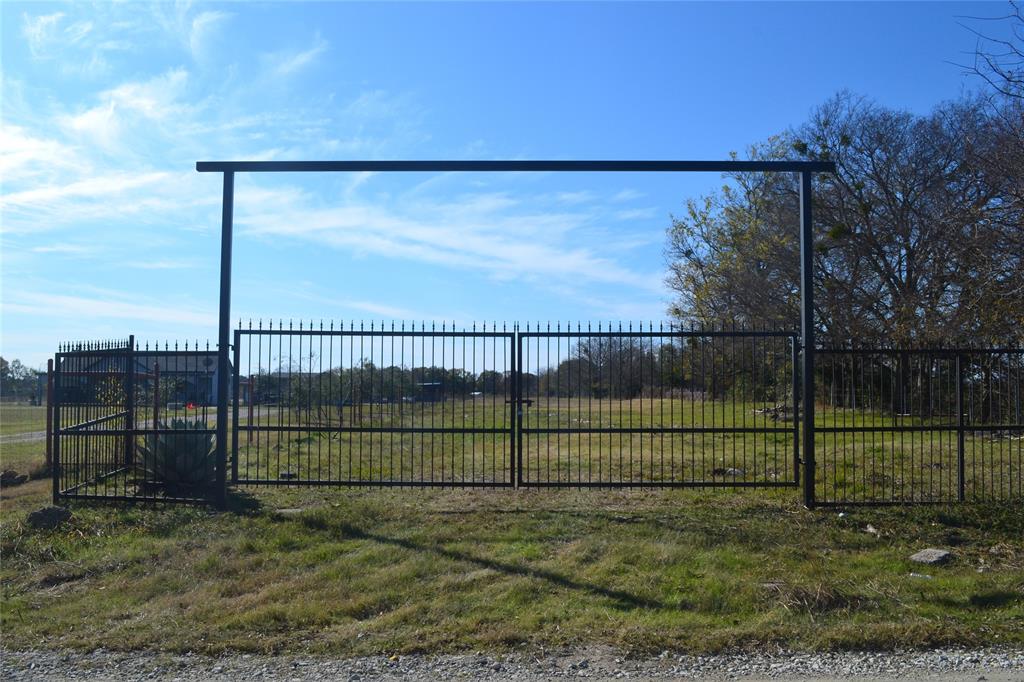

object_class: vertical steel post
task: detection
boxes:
[956,353,965,502]
[215,171,235,510]
[799,172,816,508]
[52,358,61,505]
[512,330,520,488]
[45,359,54,469]
[125,335,135,466]
[232,328,241,484]
[153,362,161,429]
[791,336,800,487]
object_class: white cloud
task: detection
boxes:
[22,12,65,57]
[555,190,596,205]
[189,11,230,61]
[125,259,199,270]
[55,68,191,152]
[237,192,664,294]
[0,124,86,177]
[612,189,644,202]
[61,101,120,149]
[273,34,328,76]
[1,171,170,211]
[614,207,659,221]
[20,11,125,76]
[30,244,99,255]
[64,20,93,44]
[3,291,216,327]
[105,68,190,120]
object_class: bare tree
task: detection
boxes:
[666,92,1024,346]
[960,1,1024,99]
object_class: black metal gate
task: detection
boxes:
[231,322,799,489]
[52,339,222,505]
[516,327,799,487]
[232,322,516,487]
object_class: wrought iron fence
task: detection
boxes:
[516,325,799,487]
[232,321,516,487]
[53,339,222,505]
[815,347,1024,505]
[50,329,1023,507]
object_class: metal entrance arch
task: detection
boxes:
[196,159,836,508]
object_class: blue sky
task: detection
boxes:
[0,1,1004,368]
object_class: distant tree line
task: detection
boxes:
[253,337,793,416]
[0,357,42,403]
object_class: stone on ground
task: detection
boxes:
[1,469,29,487]
[26,506,72,530]
[909,548,952,565]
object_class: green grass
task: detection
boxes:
[3,397,1022,656]
[231,398,1020,502]
[0,404,46,436]
[2,454,1024,655]
[37,397,1022,503]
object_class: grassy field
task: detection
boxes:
[229,397,1020,503]
[0,404,46,436]
[2,401,1024,656]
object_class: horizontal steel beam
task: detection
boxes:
[239,329,514,338]
[817,347,1023,355]
[197,160,837,174]
[236,479,514,488]
[522,426,794,434]
[240,425,509,434]
[518,480,799,488]
[814,424,1022,433]
[519,330,798,338]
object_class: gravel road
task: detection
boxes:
[2,647,1022,681]
[0,431,46,444]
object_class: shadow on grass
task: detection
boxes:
[930,590,1022,610]
[331,520,672,611]
[225,488,264,516]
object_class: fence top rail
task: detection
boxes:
[238,329,515,338]
[519,330,798,338]
[817,347,1023,354]
[197,159,838,174]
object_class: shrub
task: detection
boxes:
[135,418,216,496]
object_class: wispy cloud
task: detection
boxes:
[189,11,230,61]
[555,190,596,205]
[237,188,664,294]
[21,12,65,57]
[125,259,200,270]
[105,68,190,120]
[20,9,135,77]
[3,290,216,327]
[1,171,171,211]
[272,33,328,76]
[612,189,644,202]
[30,244,100,256]
[614,207,659,221]
[0,124,86,177]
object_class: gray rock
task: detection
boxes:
[26,506,72,530]
[712,467,745,477]
[1,469,29,486]
[274,508,305,517]
[910,548,952,565]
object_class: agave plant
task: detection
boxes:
[135,418,216,495]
